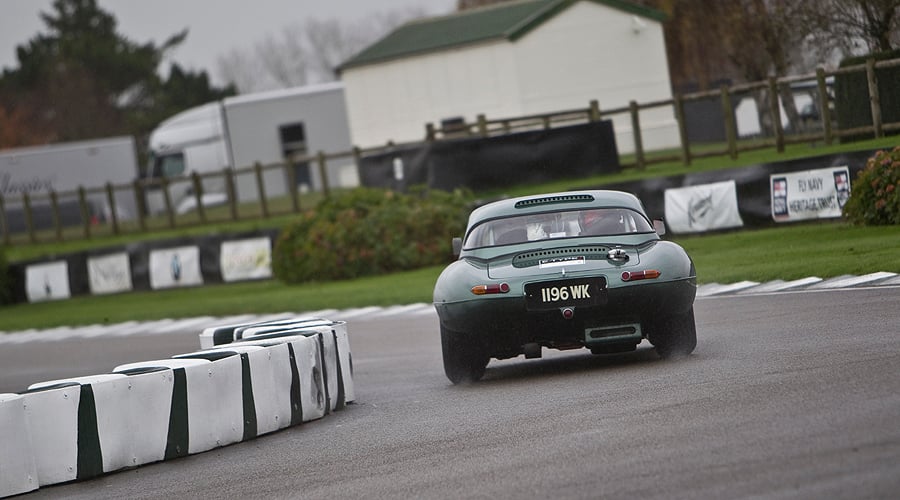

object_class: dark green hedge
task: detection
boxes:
[843,146,900,225]
[834,49,900,143]
[272,187,474,283]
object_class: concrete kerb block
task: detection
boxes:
[0,393,38,497]
[20,381,83,486]
[113,357,243,456]
[175,344,294,437]
[238,327,343,412]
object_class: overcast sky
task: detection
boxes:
[0,0,456,84]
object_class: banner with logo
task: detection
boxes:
[220,237,272,282]
[664,180,744,234]
[25,261,71,302]
[149,246,203,290]
[770,166,851,222]
[88,252,133,295]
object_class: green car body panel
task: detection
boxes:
[433,190,697,382]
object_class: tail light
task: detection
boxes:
[471,283,510,295]
[621,270,660,282]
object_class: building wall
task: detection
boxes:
[342,41,522,148]
[341,0,679,153]
[512,1,679,153]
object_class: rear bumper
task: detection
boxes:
[434,278,696,353]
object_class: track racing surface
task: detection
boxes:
[1,286,899,499]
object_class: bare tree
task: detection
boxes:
[216,8,427,92]
[816,0,900,52]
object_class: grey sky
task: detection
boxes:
[0,0,456,83]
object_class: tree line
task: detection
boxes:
[1,0,897,154]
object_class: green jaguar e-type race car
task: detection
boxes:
[433,190,697,384]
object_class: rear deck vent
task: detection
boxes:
[513,246,609,268]
[514,194,594,209]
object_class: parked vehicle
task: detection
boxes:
[145,82,355,214]
[0,136,139,233]
[433,190,698,384]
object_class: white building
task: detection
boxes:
[338,0,679,154]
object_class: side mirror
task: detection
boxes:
[653,219,666,236]
[451,237,462,258]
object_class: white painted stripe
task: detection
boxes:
[739,277,823,293]
[697,281,759,297]
[809,272,897,289]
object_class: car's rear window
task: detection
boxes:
[464,208,653,249]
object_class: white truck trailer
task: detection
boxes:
[146,82,356,214]
[0,136,139,233]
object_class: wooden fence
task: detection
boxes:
[2,57,898,246]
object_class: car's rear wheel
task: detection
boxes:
[441,325,489,384]
[647,307,697,359]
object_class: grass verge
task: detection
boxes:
[2,221,897,332]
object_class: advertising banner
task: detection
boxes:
[87,253,133,295]
[219,237,272,282]
[149,246,203,290]
[664,180,744,234]
[770,166,851,222]
[25,261,71,302]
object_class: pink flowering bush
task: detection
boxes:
[843,146,900,225]
[272,187,473,283]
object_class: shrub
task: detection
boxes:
[843,146,900,225]
[272,187,474,283]
[0,248,12,305]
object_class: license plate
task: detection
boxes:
[524,277,607,311]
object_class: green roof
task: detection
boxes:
[339,0,666,71]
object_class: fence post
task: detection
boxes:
[721,85,738,160]
[22,193,36,243]
[132,180,147,232]
[866,58,883,138]
[589,100,601,122]
[317,151,330,198]
[284,158,299,213]
[49,190,63,241]
[768,77,785,153]
[629,100,645,170]
[477,114,488,136]
[673,93,692,166]
[816,67,833,145]
[0,195,9,246]
[160,177,175,229]
[425,123,436,141]
[254,162,269,218]
[77,186,91,239]
[190,172,206,223]
[224,168,238,221]
[105,182,120,235]
[131,179,147,233]
[352,146,363,195]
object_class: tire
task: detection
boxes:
[441,325,489,384]
[648,307,697,359]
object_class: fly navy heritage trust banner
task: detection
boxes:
[148,245,203,290]
[770,166,851,222]
[219,237,272,282]
[663,180,745,234]
[25,260,71,302]
[87,252,133,295]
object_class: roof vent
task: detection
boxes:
[514,194,594,209]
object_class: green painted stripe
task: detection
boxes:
[316,333,331,415]
[287,343,304,426]
[240,353,257,440]
[76,385,103,479]
[332,330,346,411]
[164,368,189,460]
